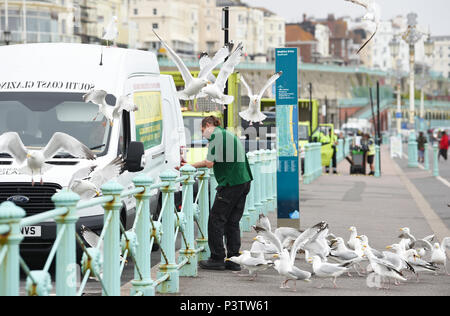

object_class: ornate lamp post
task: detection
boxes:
[4,30,11,45]
[401,13,428,167]
[389,36,402,135]
[419,34,435,132]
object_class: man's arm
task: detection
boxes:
[191,159,214,169]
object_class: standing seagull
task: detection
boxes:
[83,90,138,126]
[239,72,283,125]
[153,29,231,101]
[201,42,244,105]
[102,16,118,46]
[0,132,96,185]
[99,16,119,65]
[345,0,381,54]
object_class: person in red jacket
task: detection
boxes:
[439,130,449,161]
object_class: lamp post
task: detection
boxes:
[401,13,427,168]
[419,34,435,132]
[389,36,402,136]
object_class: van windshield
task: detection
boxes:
[0,92,111,158]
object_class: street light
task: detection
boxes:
[3,30,11,45]
[389,36,402,135]
[401,12,428,168]
[417,34,434,132]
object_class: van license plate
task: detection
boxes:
[20,226,41,237]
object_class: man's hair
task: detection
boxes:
[202,116,221,128]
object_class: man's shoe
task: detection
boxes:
[199,259,225,271]
[225,260,241,271]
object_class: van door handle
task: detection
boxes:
[152,152,165,159]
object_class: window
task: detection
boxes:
[152,23,158,29]
[153,8,157,15]
[134,8,138,15]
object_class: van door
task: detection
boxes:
[124,76,166,186]
[159,75,185,168]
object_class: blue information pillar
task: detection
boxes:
[275,48,300,229]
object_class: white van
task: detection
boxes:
[0,43,186,256]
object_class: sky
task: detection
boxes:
[242,0,450,36]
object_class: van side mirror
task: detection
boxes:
[125,141,145,172]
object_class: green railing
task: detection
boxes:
[303,143,322,184]
[0,150,276,296]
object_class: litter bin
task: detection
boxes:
[350,147,367,175]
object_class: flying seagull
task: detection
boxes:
[201,42,244,105]
[345,0,381,54]
[153,29,231,101]
[0,132,96,185]
[83,90,138,127]
[68,156,124,200]
[239,72,282,125]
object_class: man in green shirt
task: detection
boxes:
[184,116,253,271]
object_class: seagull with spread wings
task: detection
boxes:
[239,72,283,125]
[153,29,231,101]
[0,132,96,185]
[83,90,138,127]
[201,42,244,105]
[68,156,124,200]
[345,0,381,54]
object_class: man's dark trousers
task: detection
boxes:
[208,181,251,261]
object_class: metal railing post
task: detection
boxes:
[196,168,210,261]
[424,143,429,170]
[264,149,274,213]
[157,170,179,293]
[52,190,80,296]
[303,144,311,184]
[179,165,198,277]
[271,149,277,211]
[131,174,155,296]
[246,152,257,225]
[374,145,381,178]
[101,181,124,296]
[433,143,439,177]
[254,151,263,216]
[0,202,25,296]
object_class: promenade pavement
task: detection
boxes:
[136,145,450,296]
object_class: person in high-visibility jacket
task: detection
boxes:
[364,133,376,176]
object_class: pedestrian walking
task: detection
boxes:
[180,116,253,271]
[439,130,448,161]
[417,132,427,164]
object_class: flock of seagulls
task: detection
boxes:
[152,29,280,124]
[228,214,449,291]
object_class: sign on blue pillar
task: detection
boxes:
[275,48,300,228]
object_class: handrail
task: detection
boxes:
[0,149,276,296]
